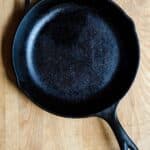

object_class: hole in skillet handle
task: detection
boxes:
[96,103,138,150]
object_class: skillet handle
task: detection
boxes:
[25,0,36,11]
[25,0,30,10]
[96,103,138,150]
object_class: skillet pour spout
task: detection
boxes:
[12,0,140,149]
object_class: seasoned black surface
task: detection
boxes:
[13,0,139,116]
[27,5,119,100]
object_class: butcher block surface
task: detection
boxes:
[0,0,150,150]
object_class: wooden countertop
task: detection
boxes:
[0,0,150,149]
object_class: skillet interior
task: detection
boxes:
[13,0,139,117]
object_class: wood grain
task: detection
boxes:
[0,0,150,150]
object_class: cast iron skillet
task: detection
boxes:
[12,0,140,149]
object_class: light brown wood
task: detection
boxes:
[0,0,150,150]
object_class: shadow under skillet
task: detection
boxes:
[2,0,25,85]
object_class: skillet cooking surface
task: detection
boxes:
[29,4,119,100]
[13,0,139,117]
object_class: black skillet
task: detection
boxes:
[12,0,139,149]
